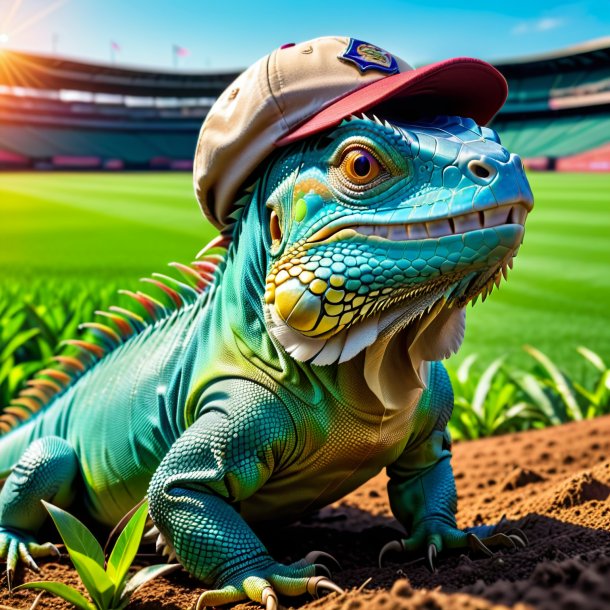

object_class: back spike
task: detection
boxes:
[195,234,231,259]
[4,405,32,420]
[27,378,62,394]
[118,290,166,322]
[11,397,43,413]
[140,278,184,309]
[191,260,219,276]
[94,310,137,338]
[168,262,207,291]
[108,306,146,331]
[79,322,122,348]
[60,339,105,360]
[21,387,51,402]
[0,414,19,429]
[52,355,87,373]
[37,369,72,385]
[152,273,198,302]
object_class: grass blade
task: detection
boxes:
[577,346,606,372]
[524,345,583,420]
[15,581,95,610]
[472,357,504,420]
[119,564,180,607]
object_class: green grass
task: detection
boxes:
[1,171,609,371]
[455,172,610,369]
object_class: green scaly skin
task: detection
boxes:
[0,115,533,606]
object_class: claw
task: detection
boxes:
[261,587,278,610]
[155,533,166,554]
[467,533,494,557]
[6,567,13,593]
[378,540,404,568]
[314,563,332,578]
[306,576,344,598]
[504,528,528,547]
[304,550,342,572]
[426,543,437,573]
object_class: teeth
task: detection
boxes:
[407,223,428,239]
[374,225,389,238]
[512,206,527,224]
[453,214,481,233]
[426,218,452,237]
[350,203,527,242]
[483,206,510,227]
[388,225,408,240]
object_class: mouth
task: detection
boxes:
[307,200,531,244]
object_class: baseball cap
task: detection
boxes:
[194,36,507,229]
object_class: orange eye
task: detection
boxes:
[341,149,381,185]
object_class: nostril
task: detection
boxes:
[468,160,496,181]
[473,164,490,178]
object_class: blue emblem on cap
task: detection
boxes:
[339,38,399,75]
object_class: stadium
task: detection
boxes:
[0,38,609,170]
[2,33,610,610]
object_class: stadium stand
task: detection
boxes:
[0,50,238,169]
[491,38,610,170]
[0,39,609,170]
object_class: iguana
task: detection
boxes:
[0,111,532,607]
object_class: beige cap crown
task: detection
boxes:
[194,36,507,229]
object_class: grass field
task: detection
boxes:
[1,171,609,371]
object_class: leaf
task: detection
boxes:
[119,564,181,607]
[457,353,478,385]
[513,371,563,425]
[15,581,95,610]
[0,327,40,361]
[524,345,583,420]
[577,346,606,372]
[472,357,504,420]
[42,501,105,567]
[70,550,116,609]
[107,501,149,601]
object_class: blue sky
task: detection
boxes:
[1,0,609,71]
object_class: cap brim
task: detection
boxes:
[276,57,507,147]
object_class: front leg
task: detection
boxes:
[380,362,526,570]
[0,436,77,587]
[148,379,341,608]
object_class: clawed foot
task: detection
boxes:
[196,551,343,609]
[0,527,59,590]
[379,521,528,572]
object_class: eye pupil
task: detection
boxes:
[353,154,371,177]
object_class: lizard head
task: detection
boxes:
[262,114,533,365]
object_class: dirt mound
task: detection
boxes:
[4,415,610,610]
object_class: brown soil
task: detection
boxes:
[3,415,610,610]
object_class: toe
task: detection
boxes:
[195,585,246,608]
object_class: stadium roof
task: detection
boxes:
[0,50,240,97]
[494,37,610,77]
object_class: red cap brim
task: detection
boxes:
[276,57,507,146]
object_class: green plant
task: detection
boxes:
[447,355,538,439]
[523,345,610,420]
[16,500,177,610]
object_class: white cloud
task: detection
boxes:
[511,17,566,35]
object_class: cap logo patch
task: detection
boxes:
[339,38,399,74]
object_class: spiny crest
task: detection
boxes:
[0,234,232,435]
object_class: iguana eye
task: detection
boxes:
[340,148,381,185]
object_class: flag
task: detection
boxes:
[173,45,190,57]
[111,41,121,52]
